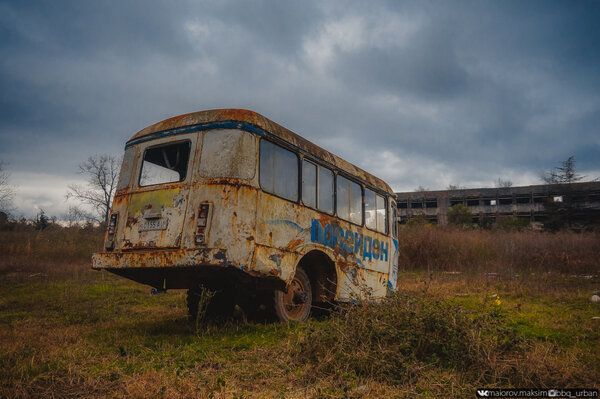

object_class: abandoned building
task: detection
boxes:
[395,182,600,227]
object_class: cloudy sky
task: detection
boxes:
[1,0,599,218]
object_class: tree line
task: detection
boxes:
[0,155,119,229]
[0,155,595,231]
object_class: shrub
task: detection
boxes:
[497,216,529,231]
[447,204,473,226]
[297,293,518,384]
[406,214,431,228]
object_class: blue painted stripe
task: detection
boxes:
[125,121,267,148]
[124,119,393,198]
[125,120,317,171]
[264,219,304,232]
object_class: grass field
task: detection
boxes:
[0,226,599,398]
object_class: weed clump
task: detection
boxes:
[297,293,518,385]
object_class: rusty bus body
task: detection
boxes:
[92,109,399,321]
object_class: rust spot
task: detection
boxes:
[214,249,227,260]
[316,213,335,227]
[205,178,255,189]
[113,195,126,206]
[284,238,304,252]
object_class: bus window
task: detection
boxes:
[392,201,398,237]
[318,166,334,214]
[337,175,362,225]
[302,160,317,208]
[259,140,298,201]
[139,141,191,187]
[302,160,334,214]
[377,194,387,233]
[200,129,256,179]
[116,147,136,191]
[365,188,387,233]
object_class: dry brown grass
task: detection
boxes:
[398,226,600,274]
[0,224,103,279]
[0,226,598,397]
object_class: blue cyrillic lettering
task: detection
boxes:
[323,224,333,247]
[311,219,323,244]
[380,240,388,262]
[310,219,385,262]
[354,233,362,255]
[345,230,354,252]
[333,227,343,249]
[363,236,372,261]
[372,239,380,260]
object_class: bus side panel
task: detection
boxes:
[253,191,308,282]
[253,191,391,299]
[306,215,391,300]
[185,183,258,268]
[337,267,389,300]
[107,192,131,250]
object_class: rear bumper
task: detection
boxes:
[92,248,285,290]
[92,248,237,270]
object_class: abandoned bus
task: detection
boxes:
[92,109,399,321]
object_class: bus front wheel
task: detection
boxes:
[274,267,312,322]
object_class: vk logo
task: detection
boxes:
[477,390,489,397]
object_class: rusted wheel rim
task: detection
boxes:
[282,277,308,319]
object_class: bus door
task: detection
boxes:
[388,199,399,291]
[121,135,197,250]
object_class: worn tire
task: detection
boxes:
[274,267,312,322]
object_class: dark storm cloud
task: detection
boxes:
[316,1,600,176]
[200,0,319,54]
[0,0,193,171]
[0,0,599,216]
[335,27,469,101]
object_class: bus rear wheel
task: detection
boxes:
[274,267,312,322]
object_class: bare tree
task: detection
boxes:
[0,161,16,215]
[64,205,91,227]
[541,156,584,184]
[540,156,586,231]
[414,185,428,192]
[495,178,513,187]
[66,155,120,224]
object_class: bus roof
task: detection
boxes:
[128,109,393,194]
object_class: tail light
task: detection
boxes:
[105,213,118,250]
[195,204,210,245]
